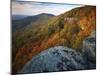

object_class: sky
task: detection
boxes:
[12,1,83,16]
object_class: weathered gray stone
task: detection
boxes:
[19,45,95,73]
[82,32,96,64]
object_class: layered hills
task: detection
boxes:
[12,13,54,31]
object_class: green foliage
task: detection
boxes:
[58,20,64,29]
[48,27,55,37]
[72,34,84,52]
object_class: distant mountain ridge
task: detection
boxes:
[12,13,55,31]
[12,15,28,20]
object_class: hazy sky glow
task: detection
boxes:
[12,1,83,16]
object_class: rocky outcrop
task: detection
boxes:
[82,31,96,67]
[19,45,96,73]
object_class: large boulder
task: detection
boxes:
[19,46,95,74]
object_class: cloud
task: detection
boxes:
[12,1,83,16]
